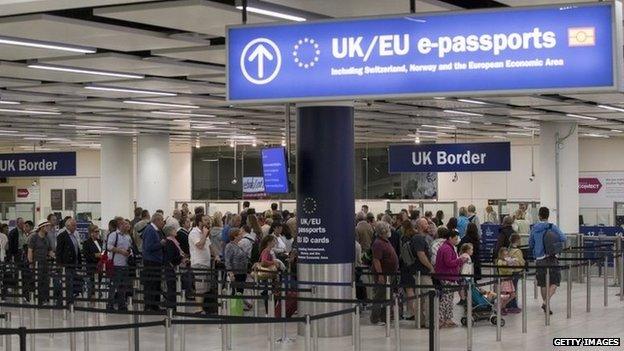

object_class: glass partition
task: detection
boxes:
[422,201,457,219]
[280,200,296,213]
[498,201,540,224]
[0,202,36,223]
[74,202,101,225]
[614,201,624,226]
[579,207,612,226]
[207,201,240,216]
[174,201,208,215]
[387,201,421,215]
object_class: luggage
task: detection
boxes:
[274,291,297,318]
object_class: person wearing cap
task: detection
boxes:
[27,221,53,304]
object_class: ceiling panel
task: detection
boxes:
[0,89,76,102]
[56,99,165,110]
[0,61,132,83]
[562,93,624,104]
[187,74,226,84]
[0,77,40,88]
[12,83,169,99]
[479,96,565,106]
[265,0,453,16]
[39,53,223,77]
[152,45,226,65]
[99,77,224,94]
[94,0,274,37]
[0,14,198,51]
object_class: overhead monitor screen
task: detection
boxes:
[261,147,289,194]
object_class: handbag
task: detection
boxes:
[251,262,278,281]
[99,233,118,277]
[229,294,244,316]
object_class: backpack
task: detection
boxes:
[543,224,564,257]
[400,237,416,267]
[244,236,261,265]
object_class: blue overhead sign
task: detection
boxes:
[228,2,621,102]
[388,142,510,173]
[0,152,76,177]
[261,147,289,194]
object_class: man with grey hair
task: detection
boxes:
[370,221,399,325]
[107,217,132,311]
[142,213,166,311]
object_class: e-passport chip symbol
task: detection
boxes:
[568,27,596,47]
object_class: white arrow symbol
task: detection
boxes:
[248,44,274,79]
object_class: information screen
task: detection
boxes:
[261,147,289,194]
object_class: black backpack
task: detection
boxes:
[543,224,564,257]
[244,236,261,265]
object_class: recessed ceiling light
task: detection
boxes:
[582,133,609,138]
[0,35,95,53]
[85,85,177,97]
[235,5,306,21]
[457,99,488,105]
[421,124,456,130]
[124,100,199,109]
[597,104,624,113]
[28,64,144,79]
[566,113,597,121]
[0,108,60,115]
[450,119,470,124]
[443,109,483,117]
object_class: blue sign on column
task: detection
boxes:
[388,142,510,173]
[0,152,76,177]
[228,2,620,102]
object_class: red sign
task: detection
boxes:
[16,188,29,198]
[579,178,602,194]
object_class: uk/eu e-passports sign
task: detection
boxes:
[388,142,511,173]
[227,2,621,102]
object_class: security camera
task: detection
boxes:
[366,101,373,107]
[231,179,238,185]
[451,173,459,183]
[31,180,37,187]
[529,174,535,182]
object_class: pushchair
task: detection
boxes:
[460,282,505,327]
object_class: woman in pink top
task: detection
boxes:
[259,235,277,268]
[434,230,468,328]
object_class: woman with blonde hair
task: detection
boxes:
[512,209,530,235]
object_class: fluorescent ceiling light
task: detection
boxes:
[421,124,456,130]
[0,108,59,115]
[85,86,176,96]
[432,97,446,100]
[582,133,609,138]
[236,5,306,21]
[216,135,255,140]
[597,104,624,113]
[443,109,483,116]
[457,99,488,105]
[28,64,144,79]
[0,35,95,54]
[566,113,597,121]
[0,101,20,105]
[153,111,215,118]
[124,100,199,109]
[493,135,507,139]
[172,119,228,125]
[506,132,531,136]
[610,129,623,133]
[86,129,136,134]
[450,119,470,124]
[190,125,215,130]
[59,124,118,130]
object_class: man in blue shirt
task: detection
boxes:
[456,207,469,238]
[142,213,166,311]
[529,207,567,315]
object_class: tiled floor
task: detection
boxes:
[1,279,622,351]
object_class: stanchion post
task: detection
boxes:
[428,291,435,351]
[269,292,275,351]
[128,297,134,351]
[604,255,608,307]
[578,234,584,283]
[312,286,318,351]
[253,274,259,318]
[62,267,67,320]
[351,280,356,346]
[84,298,90,351]
[393,294,401,351]
[165,310,172,351]
[355,305,361,351]
[586,260,591,313]
[533,275,537,300]
[545,268,550,326]
[620,242,624,301]
[49,270,54,339]
[69,303,76,351]
[281,279,287,342]
[220,300,227,351]
[567,263,572,319]
[433,291,439,351]
[385,276,390,338]
[178,268,186,351]
[466,280,472,351]
[521,271,527,334]
[18,327,26,351]
[29,292,35,351]
[496,277,501,341]
[305,315,311,351]
[17,269,23,327]
[226,282,232,351]
[5,312,12,351]
[415,272,421,329]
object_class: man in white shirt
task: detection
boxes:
[188,214,212,313]
[107,217,132,311]
[238,225,257,259]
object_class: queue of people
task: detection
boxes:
[359,204,566,328]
